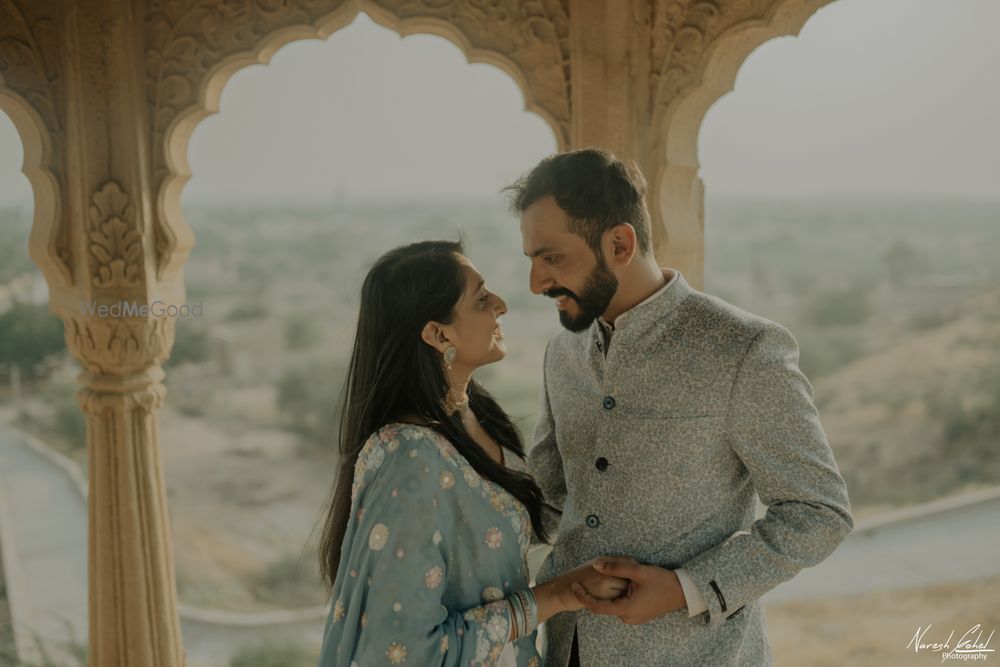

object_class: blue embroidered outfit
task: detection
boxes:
[318,422,542,667]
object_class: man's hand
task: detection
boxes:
[570,556,687,625]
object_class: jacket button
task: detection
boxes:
[595,457,609,471]
[602,396,615,410]
[585,514,600,528]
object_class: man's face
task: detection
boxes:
[520,195,619,332]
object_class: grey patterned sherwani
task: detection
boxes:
[529,269,854,667]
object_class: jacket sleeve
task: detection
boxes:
[679,322,854,628]
[320,431,515,666]
[527,339,565,544]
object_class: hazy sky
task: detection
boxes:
[0,0,997,205]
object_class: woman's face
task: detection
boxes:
[446,254,508,372]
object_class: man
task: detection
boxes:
[506,148,854,666]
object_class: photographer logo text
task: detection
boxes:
[909,624,995,662]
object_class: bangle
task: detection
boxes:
[506,598,520,640]
[511,588,537,637]
[507,589,534,640]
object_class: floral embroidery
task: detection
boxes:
[386,642,407,664]
[485,527,503,550]
[464,607,487,623]
[332,598,344,622]
[425,566,444,589]
[401,427,425,441]
[366,444,385,471]
[481,586,504,602]
[486,613,509,642]
[474,636,490,662]
[326,424,540,665]
[461,601,514,666]
[369,524,389,551]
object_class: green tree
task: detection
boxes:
[0,301,66,375]
[0,206,33,282]
[802,284,872,327]
[276,359,348,450]
[230,641,314,667]
[164,322,211,368]
[226,301,270,322]
[883,238,928,289]
[284,314,324,350]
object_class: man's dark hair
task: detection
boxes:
[504,147,653,256]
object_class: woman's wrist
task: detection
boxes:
[506,577,582,642]
[531,578,572,624]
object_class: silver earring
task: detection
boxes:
[443,346,457,370]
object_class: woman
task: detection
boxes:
[317,240,627,666]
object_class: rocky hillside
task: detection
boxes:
[816,287,1000,515]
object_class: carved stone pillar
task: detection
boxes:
[71,320,182,667]
[65,0,186,656]
[567,0,706,286]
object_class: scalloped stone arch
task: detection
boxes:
[651,0,835,286]
[155,0,567,282]
[0,89,70,289]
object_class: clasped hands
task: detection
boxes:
[562,556,688,625]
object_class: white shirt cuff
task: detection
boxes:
[674,567,709,617]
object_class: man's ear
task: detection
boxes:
[420,321,452,353]
[606,223,638,266]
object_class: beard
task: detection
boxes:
[546,257,619,333]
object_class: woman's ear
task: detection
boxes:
[420,321,452,353]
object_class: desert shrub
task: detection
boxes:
[248,551,325,608]
[795,329,865,379]
[276,359,347,450]
[36,382,86,451]
[226,302,270,322]
[0,302,65,376]
[230,640,315,667]
[801,284,872,327]
[165,322,211,368]
[284,315,324,350]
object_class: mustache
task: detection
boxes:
[543,287,578,301]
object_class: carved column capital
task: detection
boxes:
[76,374,167,416]
[64,313,174,376]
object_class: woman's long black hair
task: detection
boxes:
[318,240,551,589]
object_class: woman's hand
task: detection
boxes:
[583,565,631,601]
[532,558,629,624]
[551,559,629,612]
